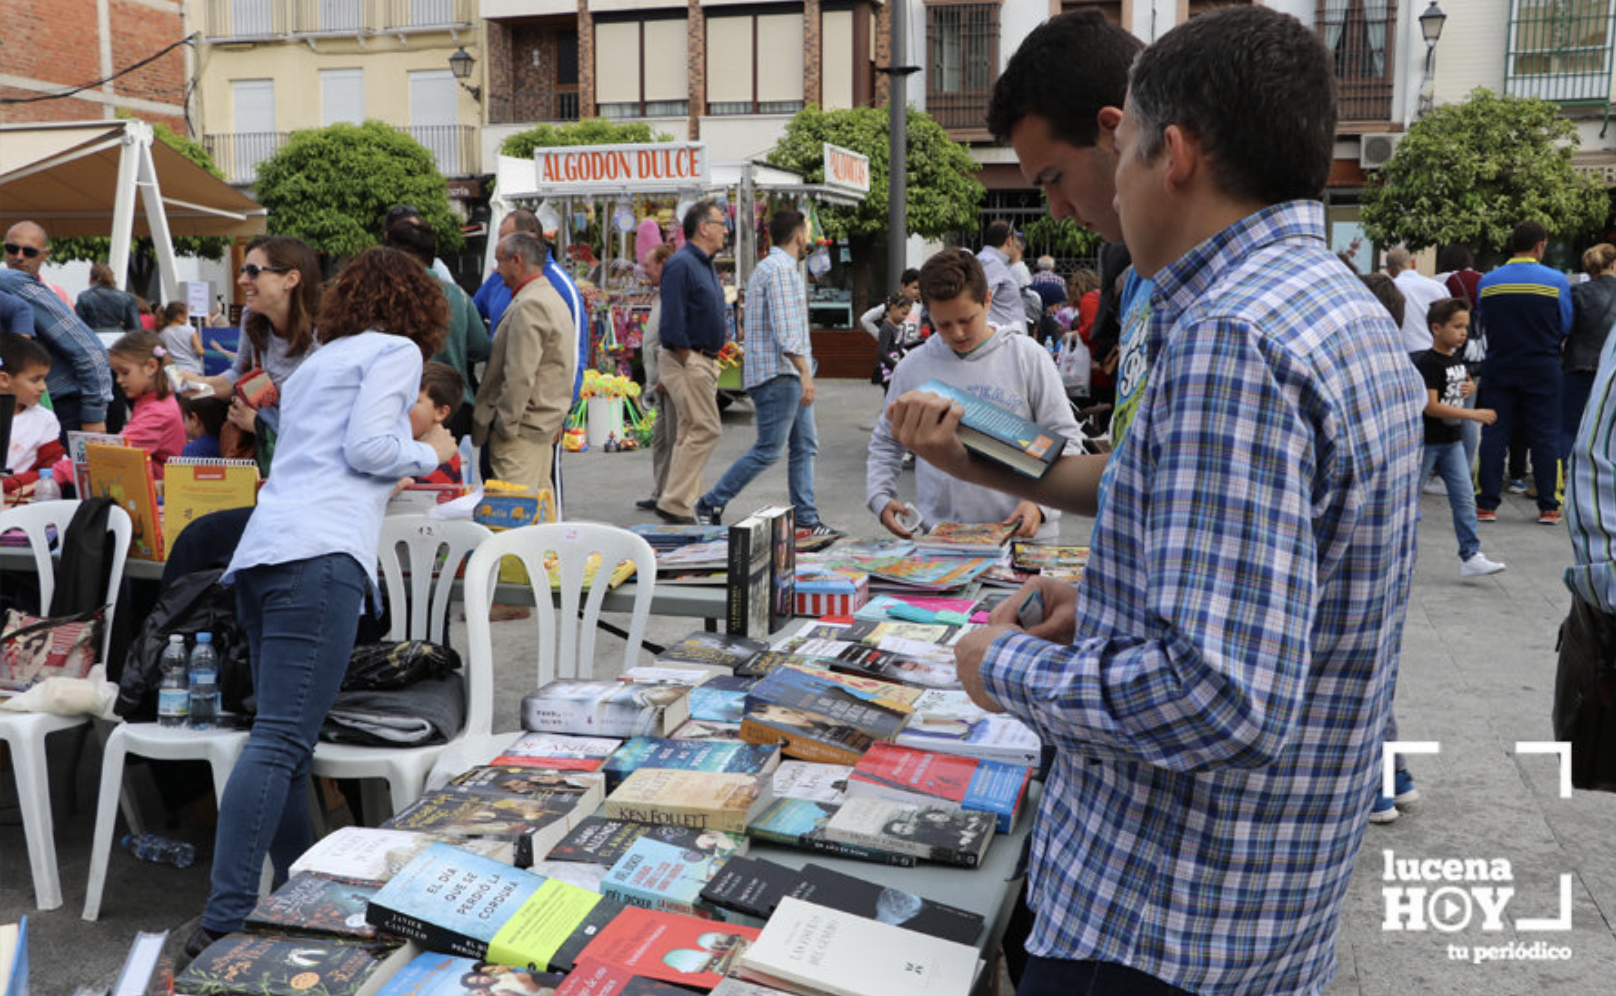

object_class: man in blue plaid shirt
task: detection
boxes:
[696,209,840,535]
[889,9,1423,994]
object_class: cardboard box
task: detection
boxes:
[794,569,870,617]
[473,488,556,531]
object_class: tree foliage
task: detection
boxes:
[51,120,233,295]
[1023,205,1103,258]
[764,105,984,240]
[1361,88,1608,253]
[253,120,464,260]
[500,119,672,159]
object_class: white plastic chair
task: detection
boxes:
[424,521,658,790]
[0,499,131,911]
[307,516,493,821]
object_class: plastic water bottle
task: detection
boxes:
[187,632,219,731]
[33,467,61,502]
[157,635,189,728]
[120,832,196,869]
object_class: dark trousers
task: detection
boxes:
[1478,373,1561,512]
[1017,957,1195,996]
[1563,369,1596,462]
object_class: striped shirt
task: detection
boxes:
[1477,256,1572,372]
[741,247,811,389]
[981,201,1424,995]
[1565,327,1616,612]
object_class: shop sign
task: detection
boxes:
[823,143,870,194]
[533,142,709,190]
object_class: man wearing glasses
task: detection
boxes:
[652,200,729,524]
[1,221,114,436]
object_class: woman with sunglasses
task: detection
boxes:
[181,235,322,456]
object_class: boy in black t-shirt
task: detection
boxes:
[1415,297,1505,576]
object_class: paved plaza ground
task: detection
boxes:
[3,380,1614,994]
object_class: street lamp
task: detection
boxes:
[1418,2,1447,115]
[448,46,482,103]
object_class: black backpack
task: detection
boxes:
[53,497,134,675]
[115,568,252,721]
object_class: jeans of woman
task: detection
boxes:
[201,553,366,933]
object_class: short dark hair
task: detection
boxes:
[983,220,1013,249]
[987,10,1141,148]
[767,209,806,248]
[919,248,989,308]
[162,300,189,326]
[1427,297,1471,329]
[1359,272,1405,327]
[0,331,50,375]
[1128,7,1335,205]
[419,360,464,419]
[1436,244,1474,272]
[1508,220,1549,254]
[506,208,542,234]
[179,394,229,437]
[385,218,438,266]
[684,199,719,240]
[900,268,921,286]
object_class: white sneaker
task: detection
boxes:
[1423,478,1446,495]
[1460,553,1506,578]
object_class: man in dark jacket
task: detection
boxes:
[1565,243,1616,458]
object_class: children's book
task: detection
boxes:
[846,742,1031,833]
[848,556,996,593]
[726,514,772,640]
[521,681,691,739]
[745,798,915,868]
[852,594,980,622]
[893,689,1042,766]
[174,933,407,996]
[576,907,762,992]
[601,737,780,791]
[602,769,773,834]
[163,457,258,550]
[917,377,1067,479]
[86,442,162,560]
[913,520,1017,555]
[735,896,979,996]
[544,816,748,868]
[821,797,995,868]
[244,872,382,939]
[602,836,732,918]
[66,430,126,496]
[791,863,984,946]
[370,952,566,996]
[490,732,622,771]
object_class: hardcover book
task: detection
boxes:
[86,442,163,561]
[917,377,1067,479]
[735,896,979,996]
[370,952,566,996]
[846,742,1031,833]
[544,817,748,868]
[820,797,995,868]
[792,863,983,946]
[289,827,513,885]
[601,737,781,790]
[759,505,796,634]
[381,790,575,865]
[745,798,915,868]
[244,873,381,940]
[602,837,732,918]
[726,514,772,640]
[654,631,767,671]
[521,681,691,739]
[174,933,405,996]
[576,907,762,992]
[602,769,772,834]
[491,732,623,771]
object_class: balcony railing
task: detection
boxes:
[203,131,289,185]
[1317,1,1398,122]
[203,0,471,39]
[926,2,998,133]
[407,124,477,176]
[1507,0,1616,103]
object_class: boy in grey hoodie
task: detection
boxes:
[867,248,1085,541]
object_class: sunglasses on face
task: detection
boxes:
[3,243,42,259]
[239,263,291,279]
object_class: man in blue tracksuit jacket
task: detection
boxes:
[1477,219,1573,522]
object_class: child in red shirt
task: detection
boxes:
[109,330,186,474]
[407,361,464,485]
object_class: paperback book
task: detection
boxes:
[601,769,772,834]
[696,855,803,926]
[370,952,566,996]
[746,798,915,868]
[576,907,762,991]
[544,817,748,868]
[521,681,691,739]
[654,631,767,671]
[554,958,707,996]
[602,836,732,918]
[894,689,1042,766]
[846,742,1031,833]
[733,651,833,680]
[445,766,605,813]
[771,761,851,805]
[174,934,405,996]
[917,377,1067,480]
[913,520,1016,555]
[244,872,381,939]
[759,505,796,634]
[791,863,983,946]
[726,513,772,640]
[739,666,914,765]
[288,827,512,885]
[687,676,756,725]
[601,737,780,790]
[491,732,623,771]
[820,797,995,868]
[381,790,575,865]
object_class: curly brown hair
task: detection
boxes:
[317,246,448,358]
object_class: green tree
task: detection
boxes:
[252,120,465,260]
[50,120,233,298]
[1023,207,1104,259]
[500,119,673,159]
[764,105,984,306]
[1361,88,1608,254]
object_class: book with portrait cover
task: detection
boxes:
[916,378,1066,480]
[745,798,915,868]
[577,907,762,992]
[554,958,708,996]
[445,765,606,814]
[686,676,756,725]
[758,505,796,634]
[726,514,772,640]
[490,732,623,771]
[601,737,781,790]
[846,742,1031,833]
[544,816,748,868]
[174,933,407,996]
[734,896,980,996]
[602,769,772,834]
[370,951,567,996]
[244,873,382,940]
[380,790,575,866]
[738,666,912,765]
[820,797,994,869]
[601,836,733,918]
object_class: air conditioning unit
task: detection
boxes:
[1359,133,1402,170]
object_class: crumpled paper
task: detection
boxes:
[0,664,118,718]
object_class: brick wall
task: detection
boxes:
[874,1,892,106]
[0,0,186,131]
[578,0,596,119]
[687,0,705,139]
[804,0,823,108]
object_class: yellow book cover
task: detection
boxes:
[602,769,771,834]
[86,443,163,561]
[486,878,609,971]
[163,458,259,551]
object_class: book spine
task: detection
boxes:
[738,718,862,767]
[363,900,489,959]
[797,834,919,867]
[726,525,753,637]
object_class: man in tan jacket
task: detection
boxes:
[473,231,577,492]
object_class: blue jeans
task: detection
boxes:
[1422,440,1480,561]
[202,554,366,932]
[703,374,821,525]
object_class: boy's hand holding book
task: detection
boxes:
[886,390,973,480]
[422,423,457,464]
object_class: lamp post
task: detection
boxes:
[448,46,482,103]
[1418,2,1447,116]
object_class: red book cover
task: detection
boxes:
[849,742,975,805]
[577,907,762,991]
[553,958,696,996]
